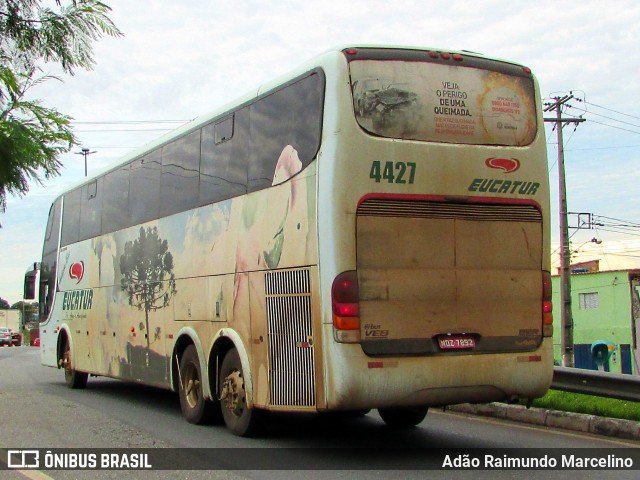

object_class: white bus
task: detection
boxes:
[25,45,553,436]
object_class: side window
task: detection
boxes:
[248,72,324,192]
[43,199,60,249]
[160,130,201,217]
[200,108,249,204]
[60,188,82,246]
[249,93,281,192]
[285,72,324,167]
[79,179,102,240]
[102,165,131,233]
[129,150,161,225]
[215,115,234,144]
[40,198,61,318]
[579,292,600,310]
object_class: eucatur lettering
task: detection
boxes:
[468,178,540,195]
[62,289,94,311]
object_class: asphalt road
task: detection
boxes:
[0,346,638,480]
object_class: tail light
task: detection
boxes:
[542,271,553,337]
[332,271,360,343]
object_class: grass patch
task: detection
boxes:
[526,390,640,422]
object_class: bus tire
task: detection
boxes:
[179,344,218,424]
[62,340,88,389]
[378,406,428,428]
[219,348,262,437]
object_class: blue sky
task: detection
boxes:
[2,0,640,304]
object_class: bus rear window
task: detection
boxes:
[349,59,537,146]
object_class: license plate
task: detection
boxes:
[438,335,476,350]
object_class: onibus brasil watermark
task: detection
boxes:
[7,450,151,470]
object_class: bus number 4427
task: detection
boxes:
[370,161,416,184]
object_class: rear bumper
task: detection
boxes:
[323,324,553,410]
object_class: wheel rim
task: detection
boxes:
[221,369,245,417]
[183,362,201,409]
[63,343,72,379]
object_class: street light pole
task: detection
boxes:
[75,148,96,177]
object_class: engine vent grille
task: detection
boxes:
[265,268,315,407]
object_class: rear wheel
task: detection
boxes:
[378,406,428,428]
[179,345,219,424]
[62,340,88,389]
[219,348,263,436]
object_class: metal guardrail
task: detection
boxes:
[552,366,640,402]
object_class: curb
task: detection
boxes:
[447,403,640,441]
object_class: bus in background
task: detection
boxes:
[25,46,553,436]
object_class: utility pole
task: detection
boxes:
[544,94,585,368]
[75,148,96,177]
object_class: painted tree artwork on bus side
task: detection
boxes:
[119,226,176,373]
[51,149,317,386]
[120,226,177,343]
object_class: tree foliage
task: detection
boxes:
[0,1,122,213]
[10,300,39,323]
[0,296,10,309]
[0,68,73,210]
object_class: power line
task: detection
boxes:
[569,212,640,240]
[72,120,191,125]
[566,104,640,129]
[603,252,640,258]
[578,99,640,122]
[563,144,640,151]
[593,215,640,228]
[72,119,190,133]
[573,212,640,230]
[595,227,640,238]
[72,146,138,149]
[563,96,640,135]
[576,117,640,135]
[74,128,175,133]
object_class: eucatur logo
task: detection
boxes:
[69,261,85,284]
[485,157,521,173]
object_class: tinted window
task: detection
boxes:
[80,179,102,240]
[248,72,323,192]
[40,198,61,317]
[129,150,161,224]
[285,73,324,164]
[161,130,201,217]
[43,198,60,254]
[200,108,249,204]
[61,70,324,236]
[102,165,131,233]
[215,115,234,144]
[61,188,81,246]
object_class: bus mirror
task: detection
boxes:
[24,269,37,300]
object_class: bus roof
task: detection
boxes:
[57,45,530,196]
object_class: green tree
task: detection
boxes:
[120,227,177,351]
[11,300,38,313]
[0,1,122,214]
[0,297,10,309]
